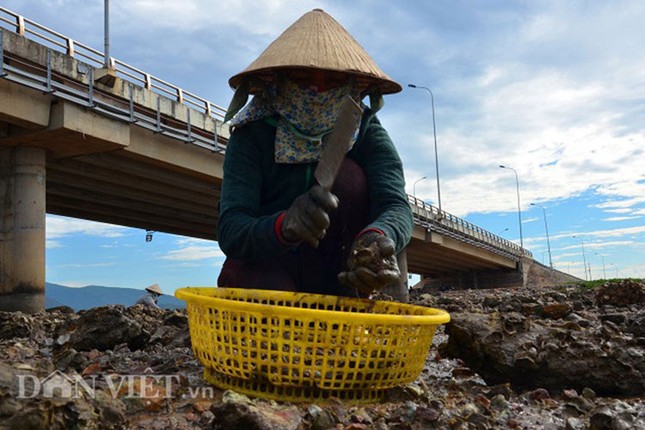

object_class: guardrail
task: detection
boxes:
[0,7,226,120]
[0,8,227,153]
[408,195,530,260]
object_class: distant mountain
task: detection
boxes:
[45,282,185,311]
[45,295,65,309]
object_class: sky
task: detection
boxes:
[2,0,644,294]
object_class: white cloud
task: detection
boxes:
[583,241,637,250]
[46,240,63,249]
[398,1,645,218]
[58,262,117,268]
[548,226,645,242]
[605,208,636,214]
[585,226,645,239]
[119,0,318,35]
[594,189,645,211]
[55,281,90,288]
[622,262,645,279]
[46,215,128,240]
[603,216,642,222]
[160,239,225,262]
[553,252,579,260]
[559,241,637,252]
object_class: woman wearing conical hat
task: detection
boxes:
[217,9,413,297]
[134,283,163,308]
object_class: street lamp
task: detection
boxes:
[413,176,426,199]
[499,165,524,250]
[609,263,620,278]
[408,84,442,213]
[145,230,155,242]
[530,203,553,268]
[595,252,607,279]
[498,228,509,236]
[572,235,589,281]
[104,0,111,67]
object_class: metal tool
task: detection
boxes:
[314,95,363,190]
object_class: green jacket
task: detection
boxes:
[217,110,413,261]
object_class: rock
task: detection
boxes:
[344,424,368,430]
[415,405,441,424]
[528,388,551,401]
[594,279,645,307]
[350,407,373,425]
[210,391,302,430]
[566,417,585,430]
[193,401,213,413]
[582,387,597,400]
[625,311,645,337]
[568,395,596,414]
[46,306,75,314]
[0,280,643,429]
[0,312,33,339]
[163,310,189,328]
[589,406,623,430]
[308,404,337,430]
[66,305,150,352]
[489,394,509,410]
[600,313,626,324]
[540,303,573,319]
[440,282,645,396]
[562,389,579,400]
[53,347,89,372]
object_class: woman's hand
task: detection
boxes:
[338,231,400,293]
[281,185,339,248]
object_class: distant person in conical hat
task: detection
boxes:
[134,283,163,308]
[217,9,412,298]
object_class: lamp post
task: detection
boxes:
[408,84,442,213]
[499,165,524,250]
[104,0,110,67]
[596,253,607,279]
[609,263,620,278]
[572,235,588,281]
[413,176,426,199]
[530,203,553,268]
[498,228,509,236]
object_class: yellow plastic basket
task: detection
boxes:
[175,287,450,403]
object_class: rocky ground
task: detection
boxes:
[0,279,643,429]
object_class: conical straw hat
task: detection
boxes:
[229,9,402,94]
[145,283,163,295]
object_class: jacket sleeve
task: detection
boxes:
[351,116,413,253]
[216,124,287,261]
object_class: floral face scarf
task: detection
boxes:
[230,79,364,164]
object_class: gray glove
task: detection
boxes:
[281,185,338,248]
[338,231,400,294]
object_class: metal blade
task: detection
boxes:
[314,95,363,191]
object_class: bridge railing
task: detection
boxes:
[0,7,227,120]
[408,195,530,259]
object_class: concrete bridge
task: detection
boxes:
[0,9,576,312]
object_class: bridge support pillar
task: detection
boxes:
[0,147,46,313]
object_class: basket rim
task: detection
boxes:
[175,287,450,325]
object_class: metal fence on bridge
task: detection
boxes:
[409,195,530,260]
[0,7,227,120]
